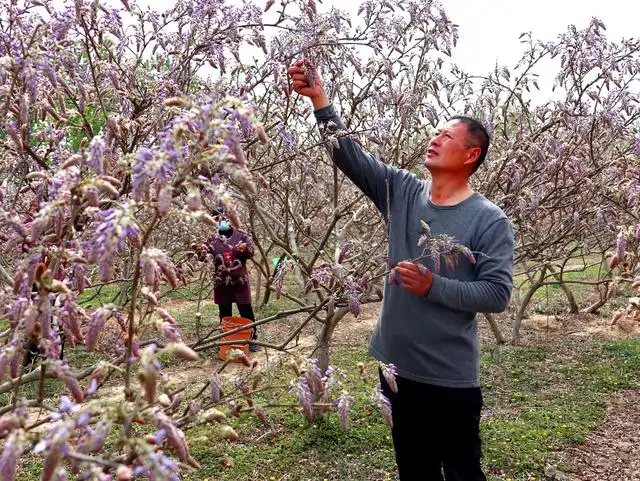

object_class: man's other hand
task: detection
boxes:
[394,261,433,296]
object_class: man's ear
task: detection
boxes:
[463,147,481,167]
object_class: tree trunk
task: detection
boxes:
[513,282,544,344]
[484,313,505,344]
[548,265,579,313]
[315,307,349,375]
[512,266,548,343]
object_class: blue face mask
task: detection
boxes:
[218,219,231,231]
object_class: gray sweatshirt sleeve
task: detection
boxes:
[314,104,402,218]
[426,217,515,313]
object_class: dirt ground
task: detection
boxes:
[560,389,640,481]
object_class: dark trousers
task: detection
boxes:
[379,370,486,481]
[218,303,257,340]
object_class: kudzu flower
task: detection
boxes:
[381,363,398,393]
[140,451,180,481]
[336,390,351,430]
[325,296,335,317]
[0,343,17,382]
[51,360,84,402]
[233,378,253,406]
[41,426,70,481]
[9,349,22,379]
[139,346,161,404]
[374,383,393,428]
[89,136,106,175]
[0,431,23,481]
[38,294,53,342]
[343,277,363,317]
[154,411,200,468]
[276,123,296,152]
[89,422,109,452]
[157,184,173,216]
[86,205,140,281]
[132,148,153,201]
[188,400,200,416]
[159,320,181,344]
[305,265,333,292]
[58,396,73,414]
[305,358,324,397]
[302,58,317,86]
[348,294,361,317]
[140,248,178,288]
[295,377,314,422]
[322,365,337,392]
[254,405,268,425]
[71,263,87,294]
[0,414,21,437]
[616,232,627,261]
[210,374,223,403]
[338,240,354,264]
[85,305,115,352]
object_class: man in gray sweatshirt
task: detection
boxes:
[287,60,515,481]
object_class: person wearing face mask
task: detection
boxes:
[203,208,259,352]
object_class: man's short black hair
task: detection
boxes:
[449,115,490,174]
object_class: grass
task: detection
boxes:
[172,338,640,481]
[183,347,397,481]
[480,338,640,480]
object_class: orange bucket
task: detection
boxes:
[218,316,253,361]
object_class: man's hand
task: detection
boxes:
[287,59,330,110]
[394,261,433,296]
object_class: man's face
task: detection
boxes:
[424,120,480,174]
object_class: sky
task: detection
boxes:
[416,0,638,78]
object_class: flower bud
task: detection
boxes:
[218,425,239,441]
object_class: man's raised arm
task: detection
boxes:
[287,59,406,218]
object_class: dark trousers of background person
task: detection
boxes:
[379,369,487,481]
[218,302,258,347]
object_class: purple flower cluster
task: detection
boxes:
[374,383,393,429]
[0,431,23,481]
[305,265,334,292]
[85,306,115,352]
[294,377,314,422]
[210,373,223,403]
[343,276,364,317]
[418,221,476,273]
[335,391,352,430]
[140,248,178,289]
[380,363,398,393]
[86,206,140,282]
